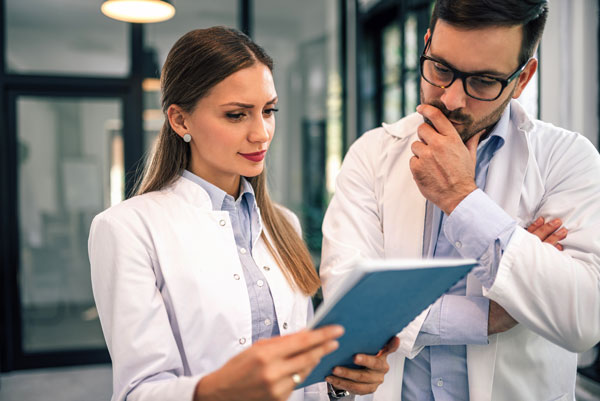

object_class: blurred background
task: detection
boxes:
[0,0,598,399]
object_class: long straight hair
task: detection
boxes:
[136,27,320,296]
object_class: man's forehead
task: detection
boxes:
[430,21,523,73]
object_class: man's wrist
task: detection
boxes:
[328,383,350,399]
[440,183,478,215]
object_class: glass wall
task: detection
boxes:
[17,97,122,352]
[6,0,129,76]
[253,0,344,256]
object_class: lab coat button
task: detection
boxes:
[233,274,240,280]
[219,219,226,226]
[437,379,443,387]
[239,337,246,345]
[263,265,270,271]
[454,241,462,249]
[265,319,271,326]
[257,280,264,287]
[282,322,288,330]
[239,247,247,254]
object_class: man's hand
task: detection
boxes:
[410,104,483,214]
[488,217,568,335]
[526,216,567,251]
[325,336,400,395]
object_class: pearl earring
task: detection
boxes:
[183,133,191,143]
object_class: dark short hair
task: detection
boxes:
[429,0,549,65]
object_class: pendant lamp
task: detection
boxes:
[101,0,175,23]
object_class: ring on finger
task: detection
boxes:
[292,373,302,385]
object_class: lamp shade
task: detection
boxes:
[101,0,175,23]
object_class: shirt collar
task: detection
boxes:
[181,170,255,211]
[478,102,511,151]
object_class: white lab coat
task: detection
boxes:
[321,100,600,401]
[89,176,328,401]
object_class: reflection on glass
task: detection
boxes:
[6,0,128,76]
[18,97,122,352]
[383,23,402,123]
[404,13,420,115]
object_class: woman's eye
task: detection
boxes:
[264,108,279,116]
[226,112,245,120]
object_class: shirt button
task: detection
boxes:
[219,219,226,226]
[264,319,271,326]
[437,379,444,387]
[239,247,247,254]
[454,241,462,249]
[233,274,240,280]
[282,322,288,330]
[256,280,264,287]
[263,265,270,271]
[239,337,246,345]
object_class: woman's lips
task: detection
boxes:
[239,150,267,162]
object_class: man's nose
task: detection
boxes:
[440,78,468,111]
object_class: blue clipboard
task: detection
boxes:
[299,258,477,388]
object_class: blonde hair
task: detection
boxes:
[136,27,320,295]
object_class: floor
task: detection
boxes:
[0,365,599,401]
[0,364,112,401]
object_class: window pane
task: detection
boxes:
[383,23,402,123]
[18,97,122,352]
[6,0,129,76]
[253,0,343,255]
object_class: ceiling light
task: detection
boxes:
[101,0,175,23]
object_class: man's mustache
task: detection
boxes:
[424,100,472,126]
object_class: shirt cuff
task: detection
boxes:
[444,189,516,286]
[440,295,489,345]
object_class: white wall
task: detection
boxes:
[540,0,599,149]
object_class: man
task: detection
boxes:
[320,1,600,400]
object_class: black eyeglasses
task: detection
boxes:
[420,36,528,101]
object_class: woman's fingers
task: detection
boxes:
[277,337,340,378]
[266,325,344,358]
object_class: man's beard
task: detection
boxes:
[419,85,515,143]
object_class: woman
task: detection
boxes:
[89,27,396,401]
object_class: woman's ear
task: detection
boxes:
[167,104,189,137]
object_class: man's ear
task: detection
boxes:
[512,58,538,99]
[424,29,431,45]
[167,104,190,137]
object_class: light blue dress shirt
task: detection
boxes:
[402,105,518,400]
[181,170,280,343]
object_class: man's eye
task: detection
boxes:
[433,62,451,74]
[470,76,497,87]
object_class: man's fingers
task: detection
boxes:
[530,218,563,242]
[542,228,568,246]
[527,216,544,233]
[417,104,457,137]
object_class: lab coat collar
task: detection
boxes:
[164,174,213,211]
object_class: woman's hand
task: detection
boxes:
[325,336,400,395]
[194,325,344,401]
[527,216,567,250]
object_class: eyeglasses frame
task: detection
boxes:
[419,35,530,101]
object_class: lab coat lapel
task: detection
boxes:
[466,101,532,401]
